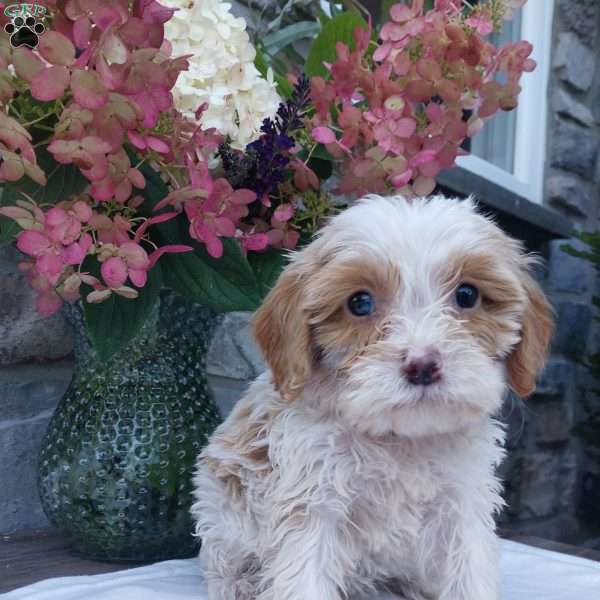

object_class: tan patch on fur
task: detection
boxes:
[443,251,526,356]
[441,245,554,395]
[202,397,275,504]
[506,273,554,397]
[254,249,399,399]
[307,256,400,359]
[253,262,315,400]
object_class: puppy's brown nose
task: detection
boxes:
[404,349,442,386]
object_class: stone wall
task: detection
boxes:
[0,247,73,533]
[495,0,600,545]
[529,0,600,545]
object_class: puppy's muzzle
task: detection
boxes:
[403,347,442,386]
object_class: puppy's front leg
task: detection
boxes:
[257,501,353,600]
[421,477,501,600]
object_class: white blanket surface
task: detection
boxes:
[3,541,599,599]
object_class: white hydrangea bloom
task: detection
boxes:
[163,0,281,148]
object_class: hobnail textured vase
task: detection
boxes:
[38,294,222,561]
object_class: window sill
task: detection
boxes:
[437,167,573,252]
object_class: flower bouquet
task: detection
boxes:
[0,0,534,360]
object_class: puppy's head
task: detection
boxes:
[254,196,553,437]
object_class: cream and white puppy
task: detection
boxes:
[192,196,554,600]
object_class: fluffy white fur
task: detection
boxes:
[191,196,554,600]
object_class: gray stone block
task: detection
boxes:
[209,375,250,418]
[548,238,591,294]
[558,0,598,47]
[546,174,593,218]
[0,416,53,533]
[558,448,579,511]
[534,359,573,398]
[534,400,571,446]
[208,312,265,381]
[551,119,600,179]
[553,302,593,357]
[0,363,72,421]
[553,88,596,127]
[0,271,73,366]
[501,514,579,544]
[554,32,596,92]
[518,452,561,518]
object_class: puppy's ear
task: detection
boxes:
[506,273,554,397]
[253,260,314,401]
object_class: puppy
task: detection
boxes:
[192,196,553,600]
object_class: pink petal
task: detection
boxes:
[148,245,193,268]
[89,177,116,201]
[243,233,269,252]
[119,241,150,269]
[72,201,93,223]
[230,189,256,205]
[71,69,109,110]
[101,256,128,288]
[37,253,64,278]
[409,150,437,168]
[61,241,87,265]
[390,169,414,188]
[312,126,337,144]
[390,4,414,22]
[134,212,178,242]
[128,168,146,189]
[373,42,392,62]
[146,136,170,154]
[205,237,223,259]
[87,289,113,303]
[214,217,236,237]
[37,291,63,317]
[273,203,294,223]
[38,31,76,66]
[17,230,50,256]
[413,176,436,196]
[395,118,417,138]
[31,66,70,102]
[127,130,147,150]
[73,16,93,48]
[12,47,44,82]
[128,268,147,287]
[46,207,68,227]
[102,32,129,64]
[0,206,34,227]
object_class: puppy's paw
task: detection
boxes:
[207,576,257,600]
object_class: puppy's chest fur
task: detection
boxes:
[201,376,497,582]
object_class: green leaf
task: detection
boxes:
[248,249,288,298]
[1,146,88,207]
[161,239,262,312]
[263,21,321,55]
[83,264,163,361]
[305,11,368,78]
[255,46,294,98]
[0,213,20,247]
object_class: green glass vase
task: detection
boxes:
[37,293,222,561]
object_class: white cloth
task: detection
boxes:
[3,540,600,599]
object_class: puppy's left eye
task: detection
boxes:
[455,283,479,310]
[348,291,375,316]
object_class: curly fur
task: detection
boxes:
[191,196,554,600]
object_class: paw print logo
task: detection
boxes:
[5,14,45,49]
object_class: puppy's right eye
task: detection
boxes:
[347,291,374,317]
